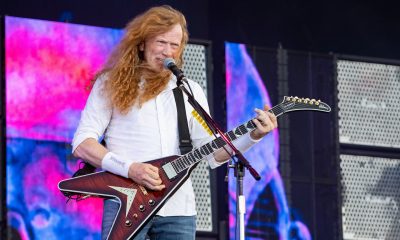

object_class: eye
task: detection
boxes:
[171,43,180,50]
[156,40,167,45]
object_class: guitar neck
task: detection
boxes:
[162,104,285,179]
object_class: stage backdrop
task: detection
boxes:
[5,16,121,239]
[5,16,214,239]
[226,42,311,239]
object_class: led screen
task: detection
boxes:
[226,42,311,239]
[6,16,123,239]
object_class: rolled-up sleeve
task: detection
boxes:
[72,76,112,153]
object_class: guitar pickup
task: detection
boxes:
[162,162,177,180]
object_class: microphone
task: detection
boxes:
[163,58,185,81]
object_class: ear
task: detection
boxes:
[139,42,144,51]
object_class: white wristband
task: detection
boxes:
[101,152,134,178]
[233,132,262,153]
[206,132,261,168]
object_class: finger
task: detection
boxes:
[254,109,267,123]
[143,182,156,190]
[143,164,161,177]
[255,115,275,133]
[266,110,276,118]
[262,114,274,126]
[264,105,277,122]
[145,169,161,181]
[137,170,161,184]
[252,118,265,130]
[255,112,272,128]
[151,184,166,191]
[145,164,159,174]
[146,181,165,191]
[254,108,265,117]
[145,173,161,182]
[266,112,278,127]
[143,178,164,190]
[144,175,163,186]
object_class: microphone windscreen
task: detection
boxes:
[163,58,175,69]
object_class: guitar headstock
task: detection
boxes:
[279,96,331,114]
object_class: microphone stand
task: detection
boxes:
[176,78,260,240]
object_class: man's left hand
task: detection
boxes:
[250,104,278,140]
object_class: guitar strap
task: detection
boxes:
[172,87,193,155]
[72,87,193,178]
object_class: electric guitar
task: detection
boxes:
[58,96,331,240]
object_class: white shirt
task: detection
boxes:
[72,75,221,216]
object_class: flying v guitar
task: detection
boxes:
[58,96,331,240]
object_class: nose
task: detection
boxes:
[162,44,173,57]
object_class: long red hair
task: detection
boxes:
[96,5,189,114]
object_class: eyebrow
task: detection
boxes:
[156,38,180,46]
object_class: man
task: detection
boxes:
[72,5,277,240]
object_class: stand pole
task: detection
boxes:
[235,161,246,240]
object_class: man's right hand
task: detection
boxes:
[128,162,166,191]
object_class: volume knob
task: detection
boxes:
[125,220,132,227]
[139,205,145,212]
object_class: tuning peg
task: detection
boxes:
[316,100,321,105]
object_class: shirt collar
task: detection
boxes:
[163,75,179,92]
